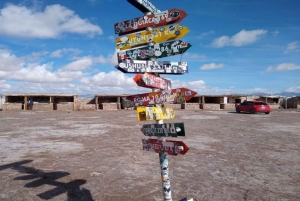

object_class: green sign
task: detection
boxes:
[117,40,191,62]
[141,123,185,137]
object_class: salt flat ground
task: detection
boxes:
[0,109,299,201]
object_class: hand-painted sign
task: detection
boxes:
[127,0,161,14]
[137,106,175,121]
[133,73,171,90]
[116,59,188,74]
[142,139,189,155]
[141,123,185,137]
[116,24,189,50]
[122,87,197,107]
[117,40,191,62]
[114,8,187,35]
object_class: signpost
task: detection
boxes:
[137,106,175,121]
[133,73,171,90]
[117,40,192,62]
[141,123,185,137]
[114,8,187,35]
[122,87,197,107]
[142,139,189,155]
[127,0,161,13]
[116,59,188,74]
[116,24,189,50]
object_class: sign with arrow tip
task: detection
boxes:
[116,59,188,74]
[116,24,189,50]
[117,40,192,62]
[114,8,187,35]
[142,139,189,155]
[141,123,185,137]
[133,73,171,90]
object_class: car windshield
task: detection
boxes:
[255,102,267,105]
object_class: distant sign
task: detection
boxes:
[116,24,190,51]
[127,0,161,13]
[116,59,188,74]
[114,8,187,35]
[117,40,192,62]
[142,139,189,155]
[122,87,197,107]
[137,106,175,121]
[141,123,185,137]
[133,73,171,90]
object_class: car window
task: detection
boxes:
[255,102,267,105]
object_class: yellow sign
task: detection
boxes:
[137,106,175,121]
[116,24,189,51]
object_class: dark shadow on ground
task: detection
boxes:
[0,160,94,201]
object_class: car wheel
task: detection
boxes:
[250,108,255,114]
[265,112,269,114]
[236,108,240,113]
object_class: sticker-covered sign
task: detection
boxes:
[122,87,197,107]
[114,8,187,35]
[133,73,171,90]
[142,139,189,155]
[116,24,189,50]
[117,40,191,62]
[116,59,188,74]
[127,0,161,14]
[137,106,175,121]
[141,123,185,137]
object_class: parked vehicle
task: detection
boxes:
[235,101,271,114]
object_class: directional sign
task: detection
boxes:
[133,73,171,90]
[137,106,175,121]
[142,139,189,155]
[116,24,189,50]
[114,8,187,35]
[141,123,185,137]
[122,87,197,107]
[117,40,192,62]
[127,0,161,14]
[116,59,188,74]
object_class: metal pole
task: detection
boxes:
[159,150,172,200]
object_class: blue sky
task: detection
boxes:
[0,0,299,96]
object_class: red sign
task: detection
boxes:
[122,87,197,106]
[142,138,189,155]
[133,73,171,90]
[114,8,187,35]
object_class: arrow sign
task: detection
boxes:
[117,40,191,62]
[122,87,197,107]
[141,123,185,137]
[142,139,189,155]
[137,106,175,121]
[116,59,188,74]
[127,0,161,14]
[114,8,187,35]
[116,24,189,50]
[133,73,171,90]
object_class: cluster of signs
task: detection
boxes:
[114,0,196,157]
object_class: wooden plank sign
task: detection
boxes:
[122,87,197,107]
[116,24,189,50]
[142,139,189,155]
[116,59,188,74]
[133,73,171,90]
[114,8,187,35]
[117,40,191,62]
[141,123,185,137]
[137,106,175,121]
[127,0,161,14]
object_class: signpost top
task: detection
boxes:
[127,0,161,14]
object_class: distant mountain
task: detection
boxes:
[251,92,300,97]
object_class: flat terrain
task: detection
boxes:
[0,109,299,201]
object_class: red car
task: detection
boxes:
[235,101,271,114]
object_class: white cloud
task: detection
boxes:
[0,49,24,71]
[200,63,224,70]
[266,63,300,72]
[0,4,103,38]
[198,31,214,39]
[211,29,268,48]
[0,80,11,89]
[62,57,93,71]
[284,86,300,93]
[284,41,300,54]
[184,52,206,61]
